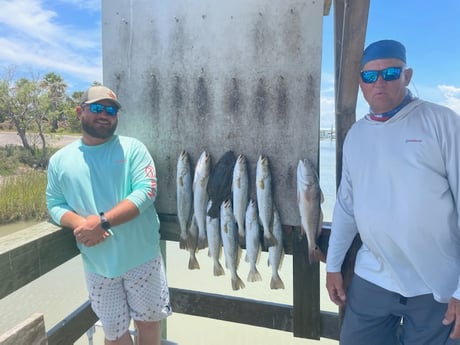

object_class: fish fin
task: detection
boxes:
[270,273,285,290]
[231,275,246,291]
[214,261,225,276]
[247,268,262,283]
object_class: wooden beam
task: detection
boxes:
[0,222,79,300]
[0,313,47,345]
[169,288,339,339]
[47,301,98,345]
[170,288,293,331]
[45,289,340,343]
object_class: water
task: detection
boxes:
[0,140,337,344]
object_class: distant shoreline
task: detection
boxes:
[0,131,79,148]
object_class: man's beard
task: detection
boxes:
[81,119,117,140]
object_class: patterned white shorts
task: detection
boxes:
[85,255,172,341]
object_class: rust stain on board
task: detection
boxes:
[276,75,288,123]
[225,77,242,115]
[194,76,210,119]
[254,77,267,124]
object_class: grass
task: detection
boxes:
[0,145,54,224]
[0,170,49,224]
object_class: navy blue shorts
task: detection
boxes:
[340,274,460,345]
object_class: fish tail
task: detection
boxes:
[247,268,262,283]
[231,275,246,291]
[270,273,285,290]
[214,261,225,276]
[188,251,200,270]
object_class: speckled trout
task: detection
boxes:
[176,150,193,250]
[187,213,200,270]
[193,151,211,250]
[245,199,262,282]
[268,207,285,289]
[256,155,276,248]
[206,201,225,276]
[232,154,249,247]
[220,200,245,291]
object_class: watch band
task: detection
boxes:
[99,212,113,235]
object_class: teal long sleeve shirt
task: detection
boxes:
[46,135,161,278]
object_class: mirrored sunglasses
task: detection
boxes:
[87,103,119,116]
[360,66,403,84]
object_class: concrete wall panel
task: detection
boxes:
[102,0,323,226]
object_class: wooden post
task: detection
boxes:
[292,227,320,339]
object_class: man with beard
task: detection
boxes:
[46,85,172,345]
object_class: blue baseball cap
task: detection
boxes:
[361,40,406,68]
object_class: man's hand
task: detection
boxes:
[73,214,111,247]
[443,297,460,339]
[326,272,347,307]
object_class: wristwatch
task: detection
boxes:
[99,212,111,230]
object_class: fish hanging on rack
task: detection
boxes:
[221,200,245,291]
[207,201,225,276]
[268,207,285,289]
[297,158,325,263]
[176,150,193,250]
[193,151,211,250]
[245,199,262,283]
[187,213,200,270]
[256,155,277,248]
[232,154,249,247]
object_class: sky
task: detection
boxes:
[0,0,459,128]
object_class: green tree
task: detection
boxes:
[0,69,76,167]
[40,72,68,132]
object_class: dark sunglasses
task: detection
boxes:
[360,66,403,84]
[86,103,119,116]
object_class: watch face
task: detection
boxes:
[102,221,111,230]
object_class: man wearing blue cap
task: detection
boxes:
[326,39,460,344]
